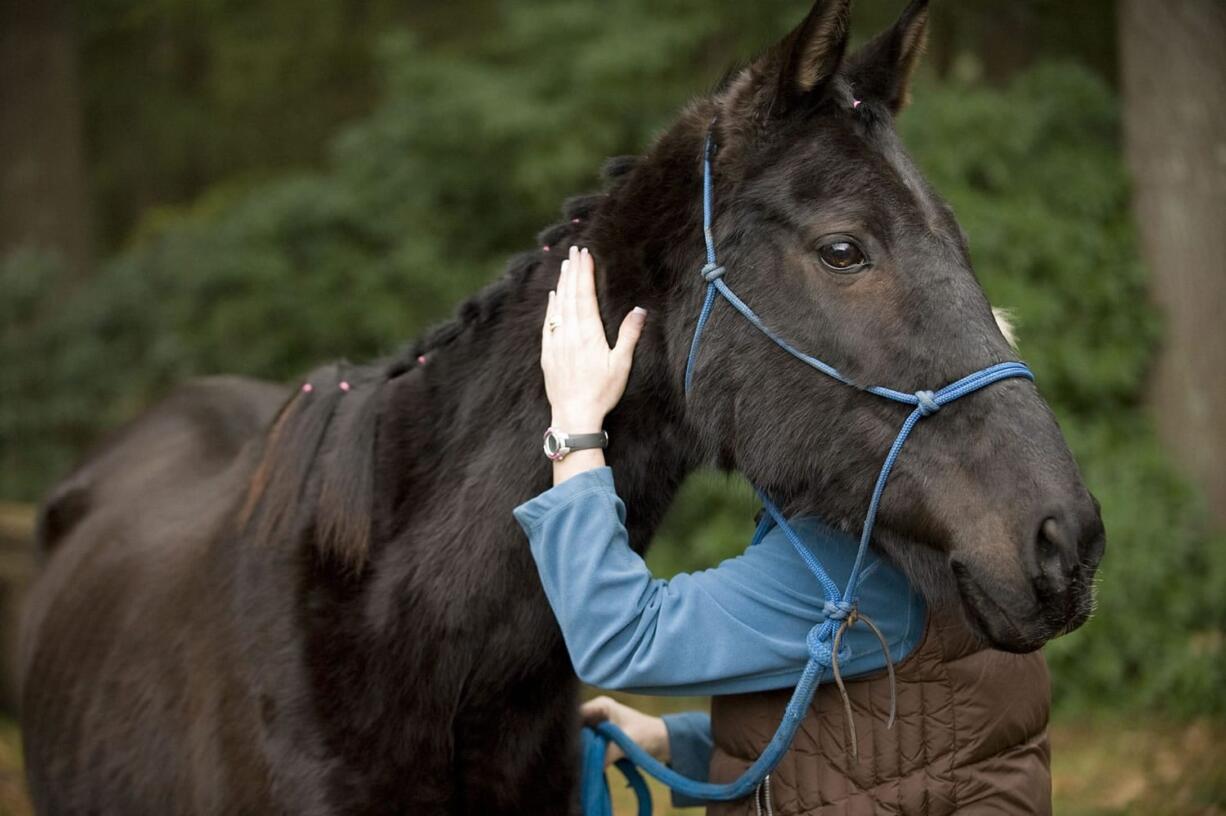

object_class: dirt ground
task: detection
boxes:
[0,713,1221,815]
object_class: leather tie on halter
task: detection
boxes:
[583,126,1034,813]
[830,610,897,758]
[808,599,897,759]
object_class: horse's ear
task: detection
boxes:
[844,0,929,114]
[776,0,853,105]
[722,0,851,121]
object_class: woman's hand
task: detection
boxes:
[542,246,645,434]
[581,695,670,767]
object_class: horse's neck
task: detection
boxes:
[545,135,714,540]
[375,199,704,551]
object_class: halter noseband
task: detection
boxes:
[583,128,1035,811]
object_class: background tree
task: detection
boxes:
[1120,0,1226,526]
[0,0,93,279]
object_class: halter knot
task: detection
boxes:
[805,620,851,667]
[701,263,726,282]
[822,600,855,621]
[914,390,940,417]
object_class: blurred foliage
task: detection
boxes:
[78,0,420,248]
[75,0,1119,252]
[1,1,1221,719]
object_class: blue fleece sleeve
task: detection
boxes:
[513,467,925,696]
[662,712,712,808]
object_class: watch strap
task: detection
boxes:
[564,431,608,451]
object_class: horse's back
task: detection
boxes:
[34,375,286,557]
[21,376,289,815]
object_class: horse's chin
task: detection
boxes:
[950,573,1095,654]
[868,526,1095,654]
[947,566,1049,654]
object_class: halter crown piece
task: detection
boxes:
[580,127,1035,816]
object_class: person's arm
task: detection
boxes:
[514,470,924,695]
[529,246,921,776]
[527,246,922,691]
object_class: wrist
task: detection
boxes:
[550,408,605,433]
[551,448,605,485]
[648,716,670,763]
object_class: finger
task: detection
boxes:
[580,696,628,767]
[562,247,580,328]
[568,245,580,305]
[542,292,558,373]
[556,259,570,312]
[611,307,647,370]
[576,247,599,321]
[580,696,615,726]
[542,290,557,345]
[559,259,575,340]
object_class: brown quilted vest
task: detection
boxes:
[706,604,1051,815]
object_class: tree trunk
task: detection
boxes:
[0,0,93,278]
[1119,0,1226,524]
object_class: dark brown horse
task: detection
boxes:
[21,1,1105,813]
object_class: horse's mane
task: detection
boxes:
[239,361,382,570]
[239,155,644,570]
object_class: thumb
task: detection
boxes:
[581,697,628,765]
[580,695,617,726]
[612,307,647,366]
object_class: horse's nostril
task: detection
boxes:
[1033,516,1073,597]
[1038,518,1064,560]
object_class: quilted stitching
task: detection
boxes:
[707,606,1051,816]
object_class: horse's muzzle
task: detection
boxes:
[951,493,1106,653]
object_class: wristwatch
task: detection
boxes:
[542,427,609,461]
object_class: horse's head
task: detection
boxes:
[646,0,1104,653]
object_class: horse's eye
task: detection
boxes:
[816,238,868,272]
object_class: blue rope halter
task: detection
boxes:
[580,131,1034,813]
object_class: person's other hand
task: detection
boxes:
[541,246,646,432]
[580,695,669,767]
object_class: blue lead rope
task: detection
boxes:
[581,729,652,816]
[580,131,1034,813]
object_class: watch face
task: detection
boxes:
[542,428,567,461]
